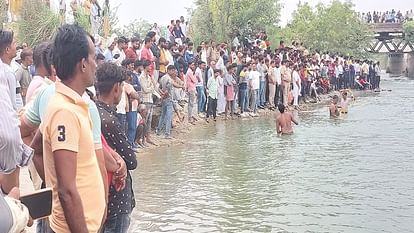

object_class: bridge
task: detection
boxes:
[365,23,414,53]
[365,23,414,77]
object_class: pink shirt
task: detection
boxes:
[25,76,53,104]
[140,47,154,75]
[185,69,197,92]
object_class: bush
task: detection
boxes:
[0,1,7,29]
[403,21,414,43]
[17,0,60,47]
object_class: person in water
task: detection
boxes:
[340,91,350,114]
[329,95,340,118]
[276,104,298,135]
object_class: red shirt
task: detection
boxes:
[125,47,138,61]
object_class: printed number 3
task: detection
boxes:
[58,125,66,142]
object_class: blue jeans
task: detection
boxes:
[239,88,248,113]
[196,86,206,113]
[157,100,174,137]
[103,213,131,233]
[117,113,127,135]
[259,80,266,106]
[126,111,137,145]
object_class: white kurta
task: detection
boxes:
[292,71,301,106]
[217,76,226,113]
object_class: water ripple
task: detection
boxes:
[131,78,414,232]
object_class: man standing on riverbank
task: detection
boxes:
[41,24,106,233]
[95,62,137,233]
[157,65,179,139]
[276,104,298,135]
[206,69,220,122]
[281,60,292,108]
[248,63,260,117]
[195,61,207,116]
[186,61,198,124]
[0,29,34,195]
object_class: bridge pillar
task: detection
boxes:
[387,53,406,76]
[407,53,414,79]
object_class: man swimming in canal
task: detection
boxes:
[276,104,298,135]
[329,95,340,118]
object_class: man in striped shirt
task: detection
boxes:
[0,30,33,194]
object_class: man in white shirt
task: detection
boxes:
[248,63,260,116]
[112,36,128,66]
[180,16,187,39]
[274,62,282,105]
[195,61,207,116]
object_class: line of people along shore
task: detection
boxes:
[0,20,381,232]
[97,28,381,141]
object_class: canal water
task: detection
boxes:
[130,75,414,232]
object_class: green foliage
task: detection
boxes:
[17,0,60,47]
[281,0,372,57]
[113,19,152,39]
[189,0,281,46]
[403,21,414,43]
[75,9,91,34]
[0,1,6,29]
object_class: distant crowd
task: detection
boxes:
[362,9,414,23]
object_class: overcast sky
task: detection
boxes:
[110,0,412,27]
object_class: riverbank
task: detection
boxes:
[138,89,371,154]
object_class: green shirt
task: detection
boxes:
[207,77,218,99]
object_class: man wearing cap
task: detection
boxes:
[104,36,116,62]
[94,34,104,56]
[113,36,128,66]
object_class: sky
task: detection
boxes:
[110,0,412,27]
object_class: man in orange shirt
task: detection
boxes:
[40,24,106,233]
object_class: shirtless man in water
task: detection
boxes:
[329,95,340,118]
[276,104,298,135]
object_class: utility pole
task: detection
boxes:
[103,0,109,37]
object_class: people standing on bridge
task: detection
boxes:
[276,104,298,135]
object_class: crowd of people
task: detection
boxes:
[0,12,384,233]
[362,9,414,23]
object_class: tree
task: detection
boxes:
[0,0,7,29]
[403,21,414,43]
[189,0,281,46]
[17,0,60,47]
[112,19,152,39]
[282,0,372,57]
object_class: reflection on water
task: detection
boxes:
[130,76,414,232]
